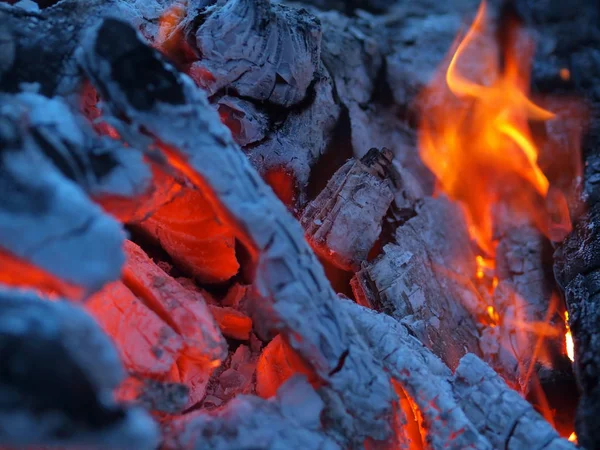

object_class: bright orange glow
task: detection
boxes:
[418,0,575,255]
[0,248,83,300]
[569,432,577,443]
[560,68,571,81]
[157,1,187,55]
[476,255,494,280]
[565,311,574,362]
[391,379,425,449]
[486,305,499,325]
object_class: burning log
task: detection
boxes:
[352,196,482,370]
[344,299,576,450]
[0,287,158,449]
[78,17,397,445]
[482,224,568,392]
[300,147,395,271]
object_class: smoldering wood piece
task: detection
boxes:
[79,19,397,446]
[554,202,600,449]
[163,377,340,450]
[0,287,158,450]
[300,148,394,271]
[453,354,576,450]
[88,239,228,411]
[0,92,126,295]
[11,90,154,201]
[199,343,260,412]
[352,196,483,370]
[189,0,321,107]
[256,334,318,400]
[208,305,253,341]
[134,186,240,284]
[121,239,228,365]
[341,300,492,450]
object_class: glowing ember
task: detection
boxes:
[0,248,83,300]
[486,305,499,325]
[565,311,574,362]
[568,432,577,443]
[559,68,571,81]
[156,1,187,54]
[419,0,573,255]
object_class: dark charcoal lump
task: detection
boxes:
[95,19,186,110]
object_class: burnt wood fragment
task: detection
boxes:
[352,196,482,370]
[300,147,394,271]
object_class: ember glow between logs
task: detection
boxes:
[419,0,582,437]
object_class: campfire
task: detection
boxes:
[0,0,598,448]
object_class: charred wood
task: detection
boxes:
[0,287,158,449]
[300,147,394,271]
[554,203,600,449]
[352,196,482,370]
[454,353,576,450]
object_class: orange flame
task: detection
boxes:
[418,1,574,255]
[568,432,577,443]
[565,311,574,362]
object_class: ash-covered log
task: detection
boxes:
[454,354,575,450]
[0,92,127,296]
